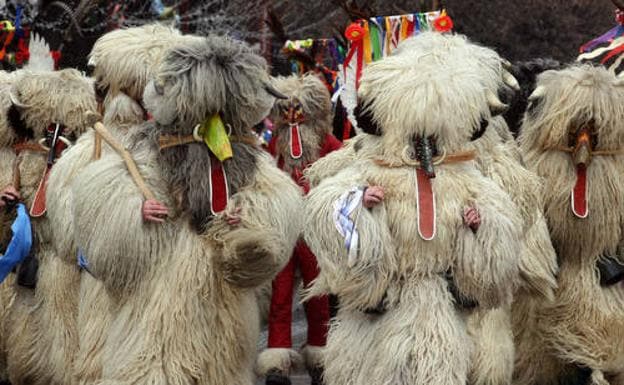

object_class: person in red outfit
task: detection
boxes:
[257,74,342,385]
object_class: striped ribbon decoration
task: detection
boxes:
[578,9,624,75]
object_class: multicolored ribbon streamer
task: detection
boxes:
[282,38,345,94]
[578,9,624,74]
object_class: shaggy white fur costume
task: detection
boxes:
[305,33,556,385]
[0,69,95,385]
[304,33,523,385]
[518,65,624,385]
[0,70,18,384]
[69,35,302,384]
[44,24,194,385]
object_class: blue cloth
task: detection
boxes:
[14,5,23,37]
[77,249,96,278]
[77,249,89,270]
[151,0,165,15]
[0,203,32,283]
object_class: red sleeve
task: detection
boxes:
[319,134,343,158]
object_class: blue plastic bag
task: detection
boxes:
[0,203,32,283]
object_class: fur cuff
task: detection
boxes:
[256,348,303,376]
[301,345,325,371]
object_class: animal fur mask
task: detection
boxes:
[271,74,332,131]
[520,65,624,218]
[9,69,96,141]
[270,74,332,162]
[144,35,277,233]
[143,35,276,135]
[522,65,624,153]
[356,32,517,165]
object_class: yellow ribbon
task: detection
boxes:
[400,15,409,41]
[362,21,372,64]
[0,21,15,31]
[385,17,393,56]
[194,114,233,161]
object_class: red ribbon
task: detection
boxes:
[50,50,62,70]
[571,164,588,219]
[406,18,415,36]
[209,155,228,215]
[289,124,303,159]
[416,169,436,240]
[344,22,365,90]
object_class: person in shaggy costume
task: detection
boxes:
[517,64,624,385]
[0,68,96,385]
[0,70,18,385]
[68,35,302,384]
[304,32,557,385]
[0,70,18,246]
[302,32,524,385]
[410,36,557,385]
[44,24,194,385]
[0,70,17,214]
[257,74,341,385]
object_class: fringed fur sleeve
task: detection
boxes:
[453,176,523,309]
[304,167,394,312]
[210,153,303,288]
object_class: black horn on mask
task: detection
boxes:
[415,135,436,178]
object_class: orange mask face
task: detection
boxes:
[281,99,305,125]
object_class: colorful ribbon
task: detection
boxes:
[578,9,624,74]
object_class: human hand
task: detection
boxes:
[142,199,169,223]
[0,186,20,208]
[363,186,385,209]
[225,207,242,226]
[463,206,481,233]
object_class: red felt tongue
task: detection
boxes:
[571,164,588,219]
[30,139,68,218]
[415,169,436,240]
[290,124,303,159]
[30,167,51,218]
[209,155,229,215]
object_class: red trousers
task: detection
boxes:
[267,241,329,348]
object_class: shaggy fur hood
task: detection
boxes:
[89,24,184,103]
[271,74,332,132]
[521,64,624,152]
[271,73,333,169]
[8,69,96,141]
[142,35,277,233]
[144,35,275,136]
[356,32,517,160]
